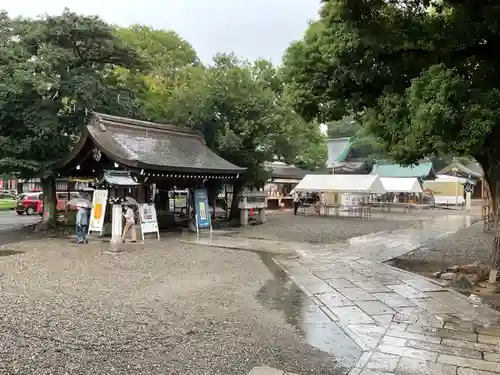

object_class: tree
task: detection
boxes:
[327,116,360,138]
[164,54,325,216]
[114,25,200,123]
[0,10,144,226]
[283,0,500,268]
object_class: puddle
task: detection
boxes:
[0,249,24,257]
[255,251,362,369]
[386,257,445,274]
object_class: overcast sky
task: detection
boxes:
[3,0,321,65]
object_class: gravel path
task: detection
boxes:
[239,211,423,244]
[397,220,494,272]
[0,239,343,375]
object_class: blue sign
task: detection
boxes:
[194,189,211,230]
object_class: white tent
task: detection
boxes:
[380,177,423,193]
[294,174,386,194]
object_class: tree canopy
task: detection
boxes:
[0,10,145,222]
[163,54,326,187]
[283,0,500,264]
[0,9,327,223]
[283,0,500,192]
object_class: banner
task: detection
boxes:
[194,189,212,232]
[138,203,160,240]
[89,189,108,235]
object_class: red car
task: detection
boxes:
[16,192,43,215]
[16,191,80,215]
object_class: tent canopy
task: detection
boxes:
[380,177,423,193]
[294,174,386,194]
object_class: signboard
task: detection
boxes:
[194,189,212,233]
[138,203,160,240]
[89,189,108,235]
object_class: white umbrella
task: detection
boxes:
[121,196,138,206]
[69,198,92,208]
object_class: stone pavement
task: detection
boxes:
[193,215,500,374]
[248,366,298,375]
[273,215,500,374]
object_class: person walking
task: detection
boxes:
[293,191,300,215]
[121,204,137,243]
[75,204,89,244]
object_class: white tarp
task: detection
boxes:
[294,174,386,194]
[380,177,423,193]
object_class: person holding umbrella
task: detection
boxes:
[75,203,90,244]
[121,197,138,243]
[69,197,92,244]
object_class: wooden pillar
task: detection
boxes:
[137,182,146,203]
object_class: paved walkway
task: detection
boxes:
[191,215,500,374]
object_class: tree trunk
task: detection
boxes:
[484,166,500,269]
[230,182,243,220]
[41,176,58,228]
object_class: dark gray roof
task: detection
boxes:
[333,161,368,174]
[100,170,139,186]
[438,161,483,179]
[265,162,306,180]
[84,113,245,174]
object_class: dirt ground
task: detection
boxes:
[0,237,344,375]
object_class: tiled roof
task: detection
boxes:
[100,170,139,186]
[370,162,435,178]
[265,162,306,180]
[84,113,245,174]
[437,161,483,179]
[327,137,352,167]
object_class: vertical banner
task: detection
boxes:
[89,189,108,235]
[138,203,160,240]
[194,189,212,233]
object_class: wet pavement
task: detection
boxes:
[248,366,298,375]
[192,215,500,374]
[256,252,362,368]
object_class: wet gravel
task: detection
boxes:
[0,238,344,375]
[398,220,494,269]
[240,211,422,244]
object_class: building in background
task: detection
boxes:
[326,137,369,174]
[370,162,436,180]
[264,162,306,209]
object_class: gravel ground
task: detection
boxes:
[0,238,344,375]
[396,220,493,273]
[239,211,424,244]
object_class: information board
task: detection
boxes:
[89,189,108,235]
[194,189,212,233]
[138,203,160,240]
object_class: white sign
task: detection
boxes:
[88,189,108,235]
[138,203,160,240]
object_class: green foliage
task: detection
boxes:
[327,116,359,138]
[0,9,328,224]
[283,0,500,188]
[0,9,144,178]
[0,9,145,224]
[164,54,323,186]
[114,25,200,122]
